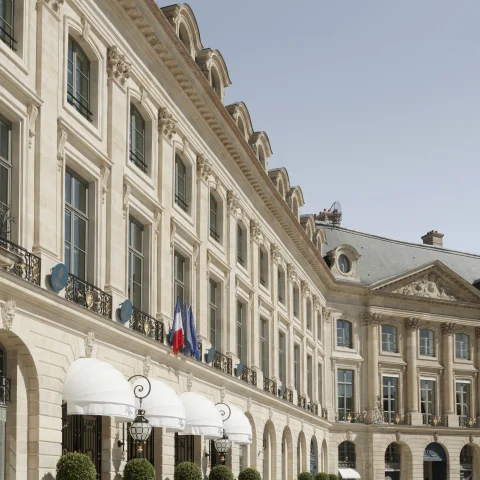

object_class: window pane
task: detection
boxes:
[0,118,10,161]
[0,164,9,206]
[73,177,87,213]
[73,216,86,250]
[73,248,85,280]
[64,243,71,272]
[64,210,71,243]
[65,172,72,205]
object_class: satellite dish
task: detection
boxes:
[235,362,245,377]
[330,201,342,214]
[206,346,216,364]
[279,384,286,398]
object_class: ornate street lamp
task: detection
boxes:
[128,375,152,453]
[215,402,232,462]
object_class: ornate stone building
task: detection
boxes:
[0,1,479,479]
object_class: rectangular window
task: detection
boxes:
[259,248,266,287]
[456,382,471,417]
[173,252,185,306]
[260,318,269,377]
[129,104,146,173]
[337,320,353,348]
[456,334,470,360]
[279,331,286,385]
[382,376,398,423]
[317,363,322,403]
[293,286,299,318]
[317,312,321,342]
[65,171,88,280]
[0,116,11,237]
[294,344,300,392]
[0,0,15,49]
[278,269,284,304]
[67,37,92,121]
[237,301,245,363]
[420,379,436,423]
[209,194,219,241]
[337,369,354,419]
[209,280,221,348]
[174,155,188,212]
[237,225,244,266]
[419,330,435,356]
[382,325,398,353]
[307,355,313,401]
[306,301,312,331]
[128,218,144,309]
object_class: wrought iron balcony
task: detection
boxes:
[422,414,448,427]
[335,411,366,424]
[263,377,277,396]
[65,274,112,319]
[459,416,477,428]
[211,351,232,375]
[0,377,11,405]
[383,412,411,425]
[311,402,319,415]
[0,237,41,286]
[198,341,203,361]
[130,308,164,343]
[280,387,293,404]
[240,365,257,387]
[321,407,328,419]
[298,395,307,409]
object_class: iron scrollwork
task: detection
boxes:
[0,237,41,285]
[65,274,112,319]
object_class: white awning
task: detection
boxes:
[217,404,252,445]
[63,358,136,422]
[339,468,361,479]
[133,378,185,431]
[180,392,224,439]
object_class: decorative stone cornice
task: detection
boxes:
[301,280,311,298]
[405,317,420,331]
[1,300,15,331]
[312,295,321,312]
[107,46,131,85]
[441,322,455,335]
[196,153,211,180]
[250,219,262,243]
[476,327,480,339]
[84,332,94,358]
[361,312,381,326]
[287,263,297,283]
[158,107,178,140]
[271,243,282,265]
[226,190,240,216]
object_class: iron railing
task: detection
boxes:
[298,395,307,409]
[130,308,164,343]
[211,351,232,375]
[175,194,188,212]
[280,387,294,404]
[383,412,411,425]
[0,24,16,51]
[237,253,244,266]
[263,377,277,396]
[129,150,148,173]
[0,377,11,405]
[65,274,112,319]
[335,411,366,423]
[422,414,448,427]
[240,366,257,387]
[210,227,219,241]
[197,341,202,361]
[459,416,477,428]
[67,91,93,122]
[0,237,41,285]
[337,339,354,349]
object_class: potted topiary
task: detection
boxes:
[298,473,314,480]
[174,461,202,480]
[238,468,261,480]
[208,465,234,480]
[56,452,97,480]
[314,474,330,480]
[124,458,156,480]
[328,475,339,480]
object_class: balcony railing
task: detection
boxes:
[459,416,477,428]
[67,91,93,122]
[211,351,232,375]
[0,24,17,51]
[0,237,41,286]
[240,366,257,387]
[298,395,307,410]
[335,411,366,423]
[130,308,164,343]
[0,377,11,405]
[321,407,328,419]
[129,150,148,173]
[280,387,293,404]
[422,414,448,427]
[174,194,188,212]
[65,274,112,319]
[210,227,219,242]
[383,412,411,425]
[263,377,277,396]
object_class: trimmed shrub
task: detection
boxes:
[298,473,314,480]
[314,474,330,480]
[208,465,234,480]
[56,452,97,480]
[124,458,156,480]
[238,468,262,480]
[328,475,339,480]
[174,462,203,480]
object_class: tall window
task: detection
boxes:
[382,325,398,352]
[279,331,286,385]
[293,285,299,318]
[128,218,144,309]
[237,224,244,266]
[174,433,194,465]
[173,252,185,305]
[419,330,435,356]
[209,280,221,348]
[129,104,146,172]
[0,116,11,232]
[382,376,398,423]
[307,355,313,401]
[338,441,355,468]
[237,301,245,363]
[259,248,267,287]
[65,171,88,280]
[174,155,187,212]
[209,194,219,241]
[67,37,92,121]
[306,299,312,331]
[260,318,269,377]
[317,363,322,404]
[0,0,15,49]
[337,320,352,348]
[456,382,470,417]
[294,344,300,392]
[337,369,353,420]
[420,379,436,424]
[278,268,285,304]
[456,334,470,360]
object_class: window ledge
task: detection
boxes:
[63,103,102,142]
[125,162,155,191]
[0,42,28,75]
[381,350,402,358]
[173,203,194,228]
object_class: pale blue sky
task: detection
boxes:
[160,1,480,253]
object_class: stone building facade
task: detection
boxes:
[0,1,479,479]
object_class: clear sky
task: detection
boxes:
[159,1,480,253]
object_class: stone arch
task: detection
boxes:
[321,438,328,473]
[268,168,291,199]
[310,435,319,475]
[382,441,413,480]
[244,411,257,469]
[262,420,277,480]
[281,426,293,480]
[297,430,307,474]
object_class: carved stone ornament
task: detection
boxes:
[361,312,381,326]
[81,15,91,41]
[346,431,353,442]
[57,121,68,171]
[441,322,455,336]
[170,217,176,254]
[27,104,38,148]
[405,317,419,331]
[271,243,282,265]
[158,107,177,140]
[247,397,252,412]
[286,414,290,425]
[250,219,262,243]
[287,263,297,283]
[301,280,311,298]
[433,432,439,443]
[476,327,480,339]
[187,373,193,392]
[101,165,110,204]
[469,433,475,444]
[220,385,226,402]
[140,86,148,108]
[313,295,321,312]
[395,431,402,442]
[41,0,65,13]
[269,407,273,420]
[1,300,15,331]
[153,210,161,239]
[227,190,240,216]
[107,46,131,86]
[143,356,151,377]
[84,331,95,358]
[123,184,130,219]
[322,307,332,323]
[196,154,211,180]
[392,273,459,301]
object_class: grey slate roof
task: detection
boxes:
[318,223,480,286]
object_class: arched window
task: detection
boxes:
[277,267,286,304]
[385,443,400,470]
[292,198,299,219]
[293,284,300,318]
[455,333,470,360]
[259,246,268,287]
[129,104,146,172]
[419,329,435,356]
[67,36,92,121]
[338,441,355,468]
[306,298,312,331]
[258,147,266,169]
[209,193,219,242]
[310,439,317,475]
[174,155,188,212]
[178,23,192,55]
[460,445,472,474]
[237,223,246,267]
[278,180,285,199]
[211,68,222,99]
[238,118,246,139]
[337,320,353,348]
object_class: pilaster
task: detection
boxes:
[405,317,422,425]
[441,322,456,418]
[476,327,480,419]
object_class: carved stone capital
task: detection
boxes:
[158,107,177,140]
[196,154,211,180]
[405,317,419,331]
[287,263,297,283]
[250,219,262,243]
[1,300,15,331]
[107,46,131,85]
[322,307,332,322]
[227,190,240,216]
[441,322,455,336]
[301,280,311,298]
[271,243,282,265]
[361,312,381,326]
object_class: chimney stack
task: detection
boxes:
[421,230,444,248]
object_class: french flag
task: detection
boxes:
[172,297,184,355]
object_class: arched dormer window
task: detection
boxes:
[238,118,247,139]
[178,22,192,55]
[211,68,221,99]
[278,180,285,199]
[292,198,299,220]
[258,147,266,169]
[129,104,146,173]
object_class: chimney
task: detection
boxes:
[421,230,444,247]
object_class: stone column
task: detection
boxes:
[286,264,296,393]
[405,318,422,425]
[250,219,262,371]
[362,312,381,423]
[441,322,457,425]
[476,328,480,420]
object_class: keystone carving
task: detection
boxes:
[158,107,177,140]
[81,15,91,41]
[313,294,321,312]
[196,154,211,180]
[57,120,68,171]
[101,165,110,204]
[441,322,455,335]
[361,312,381,326]
[287,263,297,283]
[1,300,15,331]
[123,184,130,219]
[84,332,95,358]
[143,356,151,377]
[405,317,419,331]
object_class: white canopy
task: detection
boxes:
[180,392,224,439]
[217,404,252,445]
[133,377,185,431]
[63,358,136,422]
[339,468,361,479]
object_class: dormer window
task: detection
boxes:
[338,254,351,274]
[326,244,361,282]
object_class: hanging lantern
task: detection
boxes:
[214,434,232,462]
[127,376,153,452]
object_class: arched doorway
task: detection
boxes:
[321,439,328,472]
[423,443,446,480]
[460,445,472,480]
[297,431,307,474]
[262,420,276,480]
[281,427,293,480]
[310,437,318,475]
[385,443,400,480]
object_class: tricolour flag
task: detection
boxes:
[172,297,184,355]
